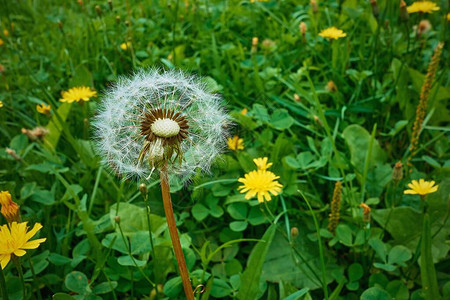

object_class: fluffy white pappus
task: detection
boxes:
[92,69,230,181]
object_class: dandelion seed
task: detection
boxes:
[93,69,229,180]
[404,179,438,196]
[60,86,97,103]
[319,27,346,40]
[0,222,46,269]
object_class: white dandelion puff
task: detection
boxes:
[92,69,230,180]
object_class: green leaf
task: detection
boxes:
[52,293,77,300]
[348,263,363,282]
[192,203,210,221]
[117,255,147,267]
[388,246,411,266]
[369,238,387,263]
[44,103,72,152]
[386,280,409,300]
[210,278,233,298]
[92,282,118,294]
[230,221,248,232]
[336,224,353,246]
[283,288,309,300]
[65,271,90,295]
[163,276,183,298]
[237,224,276,300]
[342,124,386,174]
[48,253,72,266]
[227,202,248,220]
[360,287,392,300]
[109,202,165,236]
[270,109,294,130]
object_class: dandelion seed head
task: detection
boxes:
[93,69,229,180]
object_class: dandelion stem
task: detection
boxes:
[0,266,9,300]
[160,162,194,300]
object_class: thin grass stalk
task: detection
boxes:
[160,163,194,300]
[299,190,329,300]
[0,266,9,300]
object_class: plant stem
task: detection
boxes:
[0,266,9,300]
[160,163,194,300]
[16,259,26,300]
[299,190,329,300]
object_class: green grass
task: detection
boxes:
[0,0,449,299]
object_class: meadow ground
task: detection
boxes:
[0,0,449,299]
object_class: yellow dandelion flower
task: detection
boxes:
[0,101,3,108]
[318,27,347,40]
[0,222,46,269]
[0,191,20,223]
[227,136,244,151]
[404,179,438,196]
[238,169,283,203]
[241,108,248,115]
[0,39,3,46]
[120,41,131,50]
[36,103,51,115]
[447,13,450,21]
[407,1,440,14]
[3,29,9,37]
[60,86,97,103]
[253,157,273,170]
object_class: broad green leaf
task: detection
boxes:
[388,246,411,266]
[44,103,72,152]
[65,271,90,295]
[360,287,392,300]
[271,109,294,130]
[192,203,209,221]
[348,263,363,282]
[210,278,233,298]
[163,276,182,298]
[342,124,386,174]
[237,224,276,300]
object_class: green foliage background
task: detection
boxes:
[0,0,449,299]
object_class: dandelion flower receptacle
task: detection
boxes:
[0,222,46,269]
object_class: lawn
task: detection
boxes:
[0,0,449,299]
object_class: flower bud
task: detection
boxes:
[6,147,21,161]
[115,16,121,24]
[370,0,379,18]
[417,20,431,37]
[360,203,371,223]
[290,227,299,238]
[299,22,307,36]
[0,191,20,223]
[139,183,148,196]
[95,5,102,17]
[114,216,120,224]
[294,94,301,102]
[326,80,337,92]
[251,37,259,54]
[310,0,318,13]
[400,0,409,22]
[392,161,403,182]
[21,127,49,141]
[108,0,113,11]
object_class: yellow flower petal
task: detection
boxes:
[0,254,11,269]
